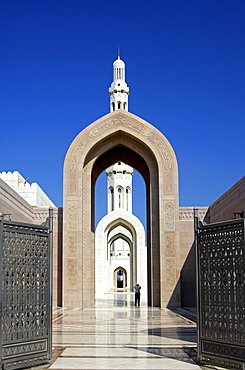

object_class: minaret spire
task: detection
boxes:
[109,51,129,112]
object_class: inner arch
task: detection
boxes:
[88,143,156,305]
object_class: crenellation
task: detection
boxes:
[0,171,55,207]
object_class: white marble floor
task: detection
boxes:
[42,293,216,369]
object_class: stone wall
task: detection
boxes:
[0,178,34,223]
[179,206,208,307]
[207,176,245,223]
[0,171,55,207]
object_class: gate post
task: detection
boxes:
[0,212,3,369]
[193,207,200,362]
[48,207,53,360]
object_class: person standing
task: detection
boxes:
[133,284,141,306]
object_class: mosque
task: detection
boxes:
[0,53,244,309]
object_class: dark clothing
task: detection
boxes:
[134,284,141,306]
[135,292,140,306]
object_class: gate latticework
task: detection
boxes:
[0,210,53,370]
[195,212,245,369]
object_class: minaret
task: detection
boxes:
[109,51,129,112]
[106,162,133,213]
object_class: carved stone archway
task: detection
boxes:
[63,110,179,308]
[95,210,147,297]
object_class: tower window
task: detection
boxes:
[110,187,114,211]
[118,188,121,208]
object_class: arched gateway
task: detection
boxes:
[63,109,179,308]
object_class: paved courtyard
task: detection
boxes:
[37,293,221,370]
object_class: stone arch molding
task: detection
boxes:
[95,209,147,297]
[63,110,179,308]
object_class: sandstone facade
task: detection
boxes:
[1,172,243,308]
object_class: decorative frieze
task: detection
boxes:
[67,258,78,287]
[154,139,172,170]
[70,141,85,171]
[165,233,175,255]
[121,118,152,136]
[179,208,208,221]
[165,202,175,231]
[69,172,77,194]
[88,116,152,138]
[164,170,173,195]
[165,258,176,287]
[89,119,119,137]
[82,166,87,277]
[68,234,77,256]
[67,202,77,232]
[154,139,174,194]
[68,140,85,194]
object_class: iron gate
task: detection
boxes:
[195,210,245,369]
[0,209,53,370]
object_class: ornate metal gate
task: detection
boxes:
[0,209,53,370]
[195,210,245,369]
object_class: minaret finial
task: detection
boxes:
[118,46,120,59]
[109,52,129,112]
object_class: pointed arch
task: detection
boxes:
[63,110,179,308]
[95,209,146,296]
[114,267,127,289]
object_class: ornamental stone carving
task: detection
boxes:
[68,234,77,256]
[89,118,119,137]
[179,207,208,221]
[165,202,175,231]
[67,258,78,287]
[63,109,179,308]
[165,233,175,255]
[154,139,172,170]
[121,118,152,136]
[68,140,85,194]
[88,115,153,138]
[68,202,77,232]
[69,172,77,194]
[70,141,85,171]
[82,166,87,277]
[154,138,174,194]
[165,258,176,287]
[164,170,173,194]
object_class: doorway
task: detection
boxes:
[115,267,127,289]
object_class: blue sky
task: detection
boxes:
[1,1,244,225]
